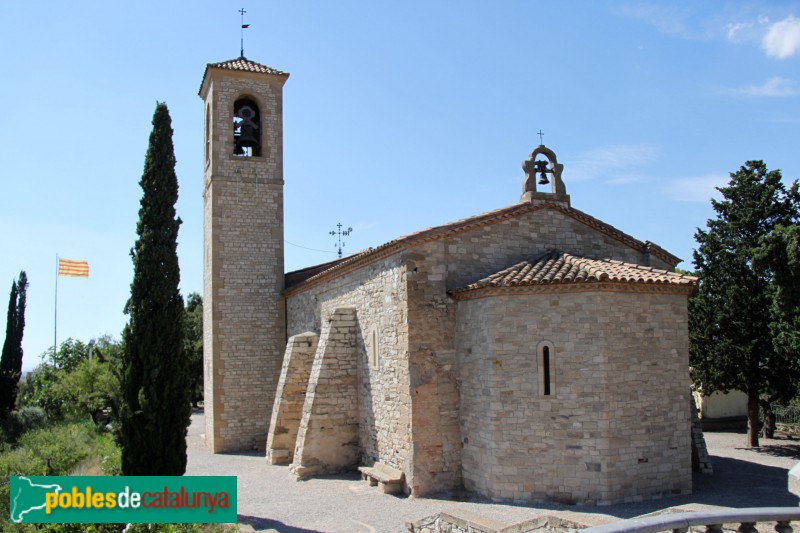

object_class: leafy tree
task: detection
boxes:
[755,223,800,383]
[690,160,800,447]
[17,364,64,421]
[0,272,28,418]
[57,357,119,425]
[183,293,204,408]
[119,102,190,475]
[50,338,90,372]
[18,337,123,424]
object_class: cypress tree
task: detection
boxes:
[120,102,190,475]
[0,271,28,418]
[690,161,800,447]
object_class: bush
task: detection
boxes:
[0,406,50,445]
[17,364,65,421]
[15,406,49,431]
[96,430,122,476]
[17,423,93,474]
[0,422,98,524]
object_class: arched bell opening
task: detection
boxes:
[233,97,262,157]
[520,144,567,200]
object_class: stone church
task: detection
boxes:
[200,56,696,505]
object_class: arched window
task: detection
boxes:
[537,341,555,397]
[233,97,261,157]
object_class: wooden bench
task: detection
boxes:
[358,463,404,494]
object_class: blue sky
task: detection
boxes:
[1,1,799,371]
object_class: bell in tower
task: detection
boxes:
[520,143,569,205]
[233,97,261,156]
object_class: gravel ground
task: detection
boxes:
[185,411,800,533]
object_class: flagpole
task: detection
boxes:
[54,254,58,359]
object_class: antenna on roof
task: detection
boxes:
[239,8,249,58]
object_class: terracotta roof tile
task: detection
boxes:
[284,202,684,296]
[451,251,697,295]
[207,57,289,76]
[199,57,289,96]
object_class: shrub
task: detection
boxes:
[96,430,122,476]
[17,423,93,475]
[17,364,66,421]
[0,406,50,445]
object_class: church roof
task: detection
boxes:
[199,57,289,95]
[208,57,290,76]
[449,250,697,300]
[284,201,683,295]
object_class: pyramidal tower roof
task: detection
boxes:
[208,56,289,76]
[199,56,289,95]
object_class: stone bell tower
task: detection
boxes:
[199,57,289,452]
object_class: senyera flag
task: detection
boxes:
[58,259,89,278]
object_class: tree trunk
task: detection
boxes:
[746,391,760,448]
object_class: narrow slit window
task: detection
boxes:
[370,329,378,369]
[538,341,555,398]
[543,346,551,396]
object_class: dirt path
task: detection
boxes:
[185,412,800,533]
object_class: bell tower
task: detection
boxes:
[199,57,289,452]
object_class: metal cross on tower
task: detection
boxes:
[239,8,250,58]
[330,223,353,258]
[537,130,545,145]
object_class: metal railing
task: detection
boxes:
[775,405,800,426]
[580,508,800,533]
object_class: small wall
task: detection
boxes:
[694,390,748,419]
[266,332,319,465]
[291,308,360,478]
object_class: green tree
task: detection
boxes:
[17,363,64,421]
[18,336,124,427]
[50,338,90,372]
[0,272,28,418]
[119,102,190,475]
[183,293,203,408]
[690,160,800,447]
[57,357,119,425]
[755,223,800,386]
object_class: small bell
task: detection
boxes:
[538,171,550,185]
[236,126,259,148]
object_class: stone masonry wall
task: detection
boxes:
[291,308,359,478]
[405,241,462,496]
[397,206,678,497]
[266,332,319,465]
[443,207,673,292]
[456,291,692,504]
[202,70,287,452]
[286,255,411,482]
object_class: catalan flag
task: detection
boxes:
[58,258,89,278]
